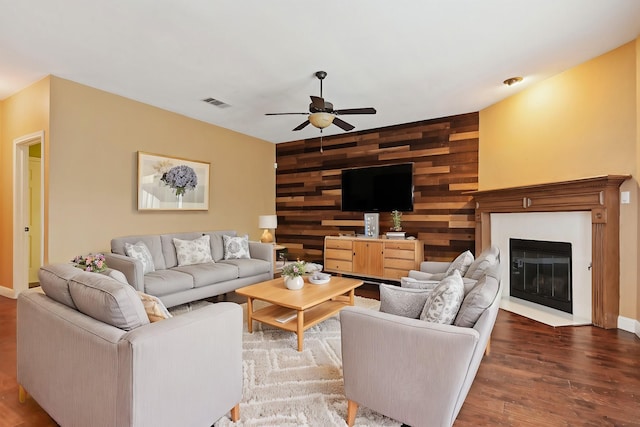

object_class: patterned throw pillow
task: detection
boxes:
[445,250,474,276]
[379,284,432,319]
[173,235,213,266]
[124,241,155,274]
[420,270,465,325]
[223,235,251,260]
[137,291,173,322]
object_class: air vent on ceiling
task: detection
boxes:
[202,97,231,108]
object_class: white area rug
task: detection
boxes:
[212,296,401,427]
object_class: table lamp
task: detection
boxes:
[258,215,278,243]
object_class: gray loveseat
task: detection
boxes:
[104,230,273,308]
[18,264,242,427]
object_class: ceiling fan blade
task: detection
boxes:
[333,107,377,115]
[265,112,308,115]
[310,96,325,110]
[332,117,355,131]
[293,120,311,131]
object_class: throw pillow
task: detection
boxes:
[454,274,500,327]
[445,250,474,276]
[223,234,251,260]
[379,284,432,319]
[173,235,214,266]
[420,270,465,325]
[124,241,155,274]
[400,276,440,291]
[137,291,173,322]
[464,246,500,280]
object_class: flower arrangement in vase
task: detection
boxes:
[281,260,306,290]
[72,253,107,273]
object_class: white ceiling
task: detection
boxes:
[1,1,639,143]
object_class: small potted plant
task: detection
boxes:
[281,260,306,290]
[391,210,403,231]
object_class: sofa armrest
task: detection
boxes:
[340,306,480,427]
[120,302,243,426]
[249,241,274,273]
[104,253,144,291]
[419,260,451,274]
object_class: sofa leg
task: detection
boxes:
[18,385,29,403]
[347,400,358,426]
[230,403,240,422]
[485,338,491,356]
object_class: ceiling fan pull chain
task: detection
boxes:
[320,130,324,153]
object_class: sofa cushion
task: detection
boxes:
[465,246,500,280]
[172,263,239,287]
[204,230,237,262]
[173,235,214,266]
[68,272,149,331]
[38,264,82,309]
[408,270,445,281]
[143,269,195,296]
[379,284,432,319]
[101,268,129,284]
[137,291,173,322]
[223,235,251,260]
[420,270,465,325]
[111,235,166,270]
[454,274,500,327]
[445,250,474,276]
[400,276,440,291]
[125,241,156,274]
[218,258,271,278]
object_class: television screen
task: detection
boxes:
[341,163,414,212]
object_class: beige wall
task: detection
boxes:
[480,39,639,322]
[0,77,51,289]
[1,76,275,290]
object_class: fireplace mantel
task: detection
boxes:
[469,175,631,329]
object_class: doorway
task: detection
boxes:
[13,131,44,297]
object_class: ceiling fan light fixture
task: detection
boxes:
[308,112,335,129]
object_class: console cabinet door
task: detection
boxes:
[353,241,384,277]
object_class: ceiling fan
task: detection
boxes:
[265,71,377,133]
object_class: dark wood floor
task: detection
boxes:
[2,287,639,427]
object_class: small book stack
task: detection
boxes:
[385,231,406,239]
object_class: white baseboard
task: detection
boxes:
[617,315,640,337]
[0,286,16,299]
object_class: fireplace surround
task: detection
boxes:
[470,175,629,329]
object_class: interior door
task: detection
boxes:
[28,157,41,283]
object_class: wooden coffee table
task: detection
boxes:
[236,276,363,351]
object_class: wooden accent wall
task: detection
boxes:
[275,112,478,265]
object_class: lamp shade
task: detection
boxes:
[308,112,335,129]
[259,215,278,229]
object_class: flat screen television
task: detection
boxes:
[341,163,414,212]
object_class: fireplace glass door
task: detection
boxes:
[510,238,572,314]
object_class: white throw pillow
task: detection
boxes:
[124,241,155,274]
[379,284,432,319]
[400,276,440,291]
[223,235,251,260]
[173,235,213,266]
[420,270,465,325]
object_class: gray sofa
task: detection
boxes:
[18,264,242,427]
[341,248,501,427]
[104,230,273,307]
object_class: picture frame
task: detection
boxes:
[137,151,210,211]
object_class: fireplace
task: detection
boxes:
[510,238,572,314]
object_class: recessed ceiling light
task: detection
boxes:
[503,76,523,86]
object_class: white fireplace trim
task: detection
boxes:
[491,211,592,327]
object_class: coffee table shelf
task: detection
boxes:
[236,277,363,351]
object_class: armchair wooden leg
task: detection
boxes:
[18,385,29,403]
[485,338,491,356]
[346,400,358,427]
[230,403,240,422]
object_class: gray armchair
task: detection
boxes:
[340,270,500,427]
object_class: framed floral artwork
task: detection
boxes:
[137,152,210,211]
